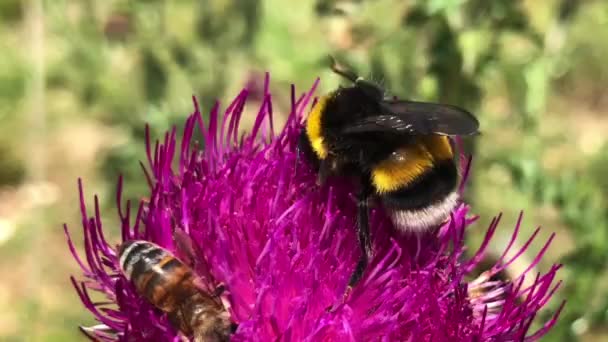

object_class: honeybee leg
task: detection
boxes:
[211,284,226,297]
[348,182,373,287]
[168,310,190,340]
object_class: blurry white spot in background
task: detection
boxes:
[0,218,16,245]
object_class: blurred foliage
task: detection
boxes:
[0,143,25,186]
[2,0,608,340]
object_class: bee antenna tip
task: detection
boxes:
[328,55,359,83]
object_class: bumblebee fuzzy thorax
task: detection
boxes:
[304,85,386,162]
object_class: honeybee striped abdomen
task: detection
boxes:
[119,241,194,311]
[118,240,235,342]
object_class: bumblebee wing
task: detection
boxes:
[342,100,479,136]
[342,114,419,134]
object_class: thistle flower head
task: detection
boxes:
[65,74,564,341]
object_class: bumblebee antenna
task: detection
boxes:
[328,55,385,100]
[328,55,360,83]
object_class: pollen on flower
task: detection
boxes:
[65,73,564,341]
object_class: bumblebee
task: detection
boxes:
[118,240,236,342]
[299,58,479,286]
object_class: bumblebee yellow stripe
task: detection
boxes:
[306,95,329,159]
[372,144,434,193]
[422,136,453,161]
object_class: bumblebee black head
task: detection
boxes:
[328,55,384,101]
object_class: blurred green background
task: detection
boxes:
[0,0,607,340]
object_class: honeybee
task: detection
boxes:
[299,57,479,286]
[118,240,236,342]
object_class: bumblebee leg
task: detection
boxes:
[317,159,331,185]
[295,133,303,178]
[324,183,372,312]
[297,129,324,182]
[348,182,373,287]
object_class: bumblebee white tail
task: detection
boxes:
[389,191,459,233]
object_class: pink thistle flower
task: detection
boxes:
[65,74,564,341]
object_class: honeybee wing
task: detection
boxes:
[173,229,224,296]
[173,228,197,266]
[342,100,479,136]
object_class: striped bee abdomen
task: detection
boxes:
[374,136,459,232]
[118,241,236,340]
[118,240,195,312]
